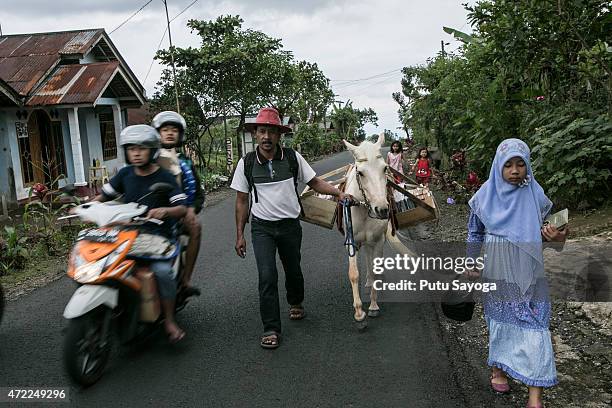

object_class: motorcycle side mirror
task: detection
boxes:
[137,182,174,204]
[149,182,173,194]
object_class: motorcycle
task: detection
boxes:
[60,183,195,386]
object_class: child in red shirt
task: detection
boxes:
[411,147,432,186]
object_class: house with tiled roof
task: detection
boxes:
[0,28,146,204]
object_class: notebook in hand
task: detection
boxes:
[543,208,568,230]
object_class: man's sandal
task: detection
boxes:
[260,332,280,349]
[289,305,306,320]
[167,328,186,344]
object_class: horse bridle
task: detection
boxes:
[354,167,389,220]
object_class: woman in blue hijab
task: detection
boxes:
[466,138,568,408]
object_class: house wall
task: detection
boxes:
[1,107,79,200]
[77,105,125,181]
[0,104,129,201]
[104,104,124,177]
[59,110,75,183]
[78,109,92,180]
[243,131,255,156]
[0,111,17,205]
[5,108,28,200]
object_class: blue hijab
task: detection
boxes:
[469,139,552,292]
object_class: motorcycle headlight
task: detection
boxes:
[103,241,130,271]
[72,241,129,283]
[74,259,106,283]
[70,245,87,269]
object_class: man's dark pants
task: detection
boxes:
[251,217,304,334]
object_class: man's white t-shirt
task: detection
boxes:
[231,149,316,221]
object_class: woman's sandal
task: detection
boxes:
[260,332,280,349]
[289,305,306,320]
[490,371,511,394]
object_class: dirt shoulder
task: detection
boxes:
[415,189,612,408]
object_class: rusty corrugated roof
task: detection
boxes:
[27,61,119,106]
[0,29,103,96]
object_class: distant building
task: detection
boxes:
[0,29,146,204]
[241,115,295,155]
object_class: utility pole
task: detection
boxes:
[163,0,181,114]
[440,40,445,57]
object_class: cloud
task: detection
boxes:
[1,0,472,135]
[0,0,145,16]
[208,0,355,14]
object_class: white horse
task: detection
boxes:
[342,134,414,326]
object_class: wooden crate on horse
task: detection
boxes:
[387,167,439,228]
[300,164,439,230]
[299,165,351,229]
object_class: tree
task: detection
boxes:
[268,60,334,124]
[153,15,337,163]
[156,15,286,159]
[330,101,378,143]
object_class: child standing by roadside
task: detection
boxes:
[466,138,568,408]
[387,140,404,183]
[411,147,432,186]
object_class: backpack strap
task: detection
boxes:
[243,151,258,202]
[243,151,257,222]
[282,147,305,217]
[243,147,305,219]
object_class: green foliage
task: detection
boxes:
[329,100,378,143]
[394,0,611,208]
[0,226,28,275]
[530,110,612,207]
[291,123,340,158]
[22,178,80,256]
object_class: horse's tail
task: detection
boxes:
[385,222,417,257]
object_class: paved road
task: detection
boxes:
[0,151,510,407]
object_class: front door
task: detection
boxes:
[22,110,67,187]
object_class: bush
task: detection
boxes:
[202,172,228,192]
[530,110,612,208]
[0,226,28,276]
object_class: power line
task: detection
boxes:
[170,0,199,22]
[338,73,404,95]
[330,68,403,83]
[143,27,168,86]
[109,0,154,35]
[332,70,402,90]
[332,58,430,95]
[142,0,200,87]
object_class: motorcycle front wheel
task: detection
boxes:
[63,307,112,387]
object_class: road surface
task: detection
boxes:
[0,150,511,407]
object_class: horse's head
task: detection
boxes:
[344,133,389,219]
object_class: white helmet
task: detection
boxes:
[152,111,186,147]
[119,125,161,166]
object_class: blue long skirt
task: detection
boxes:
[482,234,558,388]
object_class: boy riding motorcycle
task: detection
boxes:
[96,124,187,343]
[152,111,204,296]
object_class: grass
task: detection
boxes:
[0,255,65,287]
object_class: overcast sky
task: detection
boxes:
[1,0,472,136]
